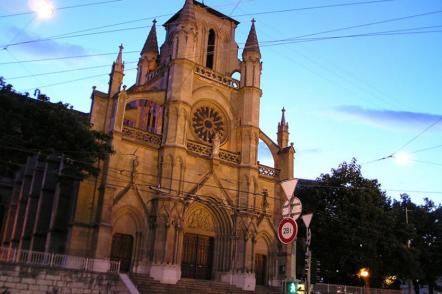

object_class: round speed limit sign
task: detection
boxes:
[277,217,298,244]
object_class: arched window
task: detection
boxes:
[206,29,216,69]
[123,99,163,134]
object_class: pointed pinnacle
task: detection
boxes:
[178,0,196,24]
[243,18,260,57]
[281,107,286,125]
[141,19,159,55]
[116,44,123,64]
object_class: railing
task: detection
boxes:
[0,247,120,274]
[258,163,280,178]
[187,140,241,164]
[122,126,162,148]
[313,283,402,294]
[195,65,240,89]
[146,65,167,83]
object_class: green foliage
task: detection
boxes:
[0,81,112,179]
[296,159,442,289]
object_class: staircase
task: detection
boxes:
[130,274,281,294]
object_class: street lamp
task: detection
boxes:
[358,268,370,294]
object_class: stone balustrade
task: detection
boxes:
[122,126,162,148]
[187,140,241,164]
[258,164,280,178]
[195,65,240,89]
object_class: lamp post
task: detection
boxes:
[358,268,370,294]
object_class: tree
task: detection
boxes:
[296,159,403,288]
[0,83,111,178]
[407,198,442,294]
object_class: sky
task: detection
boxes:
[0,0,441,204]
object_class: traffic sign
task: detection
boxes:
[282,197,302,220]
[277,217,298,244]
[302,213,313,228]
[281,179,298,199]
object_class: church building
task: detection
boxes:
[68,0,296,290]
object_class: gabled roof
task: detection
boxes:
[163,0,240,27]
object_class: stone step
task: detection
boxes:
[129,274,281,294]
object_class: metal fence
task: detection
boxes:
[313,283,402,294]
[0,247,120,274]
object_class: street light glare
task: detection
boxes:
[358,268,370,278]
[29,0,55,19]
[393,151,411,166]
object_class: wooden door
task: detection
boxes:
[110,233,133,272]
[182,233,214,279]
[255,254,267,285]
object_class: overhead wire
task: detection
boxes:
[0,0,397,49]
[1,0,440,198]
[1,142,442,197]
[7,61,138,80]
[362,117,442,165]
[3,25,442,67]
[0,0,125,18]
[22,67,137,91]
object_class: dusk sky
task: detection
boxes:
[1,0,441,204]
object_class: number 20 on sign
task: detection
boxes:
[278,217,298,244]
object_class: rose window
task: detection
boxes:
[192,106,226,143]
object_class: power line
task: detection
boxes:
[411,159,442,167]
[288,8,442,40]
[7,62,138,80]
[393,117,442,154]
[0,51,139,65]
[2,25,153,50]
[233,0,395,18]
[0,0,125,18]
[411,144,442,154]
[1,0,398,49]
[362,117,442,165]
[3,25,442,67]
[23,67,137,91]
[2,141,442,197]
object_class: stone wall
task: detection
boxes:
[0,263,129,294]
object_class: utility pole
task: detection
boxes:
[405,205,412,294]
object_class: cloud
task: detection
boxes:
[334,105,442,130]
[298,148,321,154]
[4,26,86,58]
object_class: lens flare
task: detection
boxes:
[29,0,55,19]
[393,151,411,166]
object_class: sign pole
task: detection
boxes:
[280,178,299,284]
[302,213,313,294]
[306,228,312,294]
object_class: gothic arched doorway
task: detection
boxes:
[182,233,214,279]
[110,233,133,272]
[255,235,270,285]
[182,204,216,280]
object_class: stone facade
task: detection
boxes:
[67,0,296,291]
[0,155,78,254]
[0,263,127,294]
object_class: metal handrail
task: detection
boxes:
[0,247,120,274]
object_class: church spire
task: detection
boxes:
[115,43,124,71]
[240,19,262,88]
[109,44,124,96]
[178,0,196,24]
[141,19,159,55]
[277,107,289,148]
[280,107,286,126]
[242,19,261,59]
